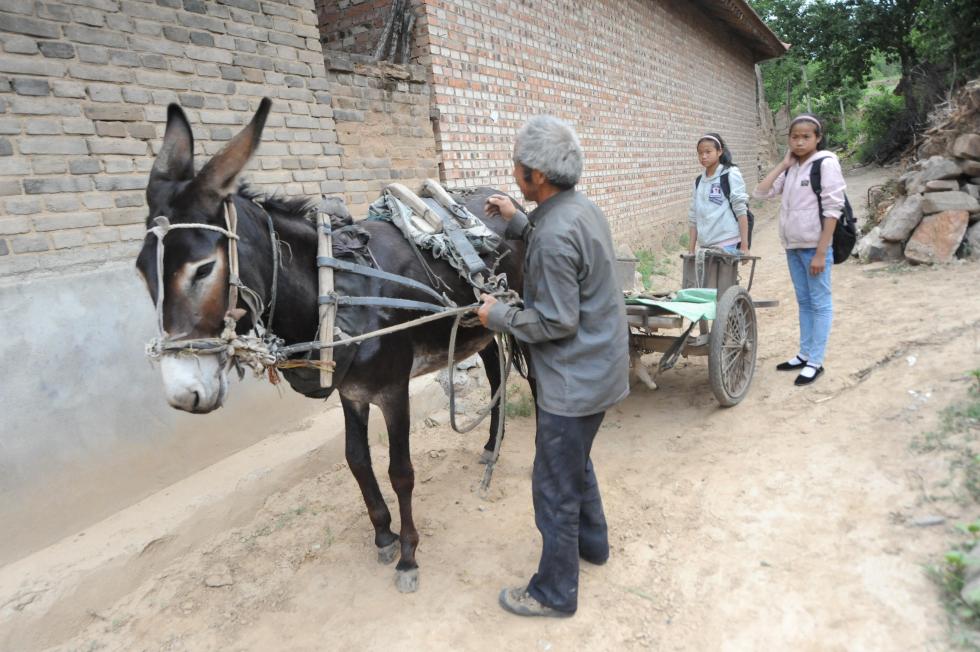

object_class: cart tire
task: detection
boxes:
[708,286,757,407]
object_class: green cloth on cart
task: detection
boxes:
[625,288,717,322]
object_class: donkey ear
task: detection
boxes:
[195,97,272,198]
[149,104,195,187]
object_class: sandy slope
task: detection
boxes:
[38,166,980,651]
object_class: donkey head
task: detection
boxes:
[136,98,271,413]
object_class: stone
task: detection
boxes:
[0,14,61,39]
[424,410,450,428]
[910,515,946,527]
[456,355,481,371]
[963,543,980,585]
[898,169,923,195]
[924,179,960,192]
[904,211,969,264]
[38,41,75,59]
[880,193,924,242]
[952,133,980,161]
[960,158,980,177]
[4,36,39,55]
[963,576,980,611]
[963,184,980,201]
[203,564,234,588]
[13,78,50,96]
[920,191,980,215]
[83,106,144,122]
[436,368,470,396]
[966,223,980,261]
[919,156,963,183]
[11,234,50,254]
[856,227,904,263]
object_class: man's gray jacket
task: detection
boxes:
[486,189,629,417]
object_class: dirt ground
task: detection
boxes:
[45,165,980,651]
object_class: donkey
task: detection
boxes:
[136,98,524,592]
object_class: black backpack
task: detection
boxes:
[694,166,755,248]
[809,157,857,264]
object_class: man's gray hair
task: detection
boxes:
[514,115,583,188]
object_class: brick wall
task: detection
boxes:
[322,51,438,218]
[317,0,392,56]
[414,0,762,248]
[0,0,334,281]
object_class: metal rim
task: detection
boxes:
[719,293,757,400]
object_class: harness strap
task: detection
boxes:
[316,255,454,307]
[318,294,449,313]
[262,201,280,332]
[148,213,239,337]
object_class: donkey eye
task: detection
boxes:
[193,261,215,282]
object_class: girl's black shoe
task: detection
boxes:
[794,364,824,386]
[776,356,807,371]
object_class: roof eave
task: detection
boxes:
[691,0,789,62]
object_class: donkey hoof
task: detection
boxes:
[395,568,419,593]
[478,449,494,465]
[377,540,399,565]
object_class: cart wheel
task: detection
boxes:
[708,286,758,407]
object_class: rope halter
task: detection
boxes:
[144,199,279,378]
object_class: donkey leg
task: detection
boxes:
[341,396,399,564]
[477,339,502,464]
[380,389,420,593]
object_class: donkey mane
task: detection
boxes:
[238,183,317,225]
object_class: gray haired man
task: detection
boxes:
[477,115,630,617]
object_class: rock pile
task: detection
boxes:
[859,80,980,264]
[858,133,980,263]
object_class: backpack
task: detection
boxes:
[809,157,857,264]
[694,166,755,248]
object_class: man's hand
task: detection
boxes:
[484,195,518,221]
[477,293,498,327]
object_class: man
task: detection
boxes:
[478,115,630,618]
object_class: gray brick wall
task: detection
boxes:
[0,0,334,281]
[323,51,438,218]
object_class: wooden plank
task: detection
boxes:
[626,314,684,330]
[317,213,335,388]
[630,334,707,357]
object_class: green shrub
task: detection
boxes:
[858,90,906,163]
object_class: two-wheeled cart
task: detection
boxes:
[626,250,777,406]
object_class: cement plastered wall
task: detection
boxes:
[414,0,762,248]
[0,264,322,565]
[0,0,335,563]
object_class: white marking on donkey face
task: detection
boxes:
[159,354,228,413]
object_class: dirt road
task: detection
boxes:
[42,166,980,650]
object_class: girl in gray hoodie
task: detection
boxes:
[687,133,750,255]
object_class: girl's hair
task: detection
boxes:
[697,132,733,166]
[789,113,826,150]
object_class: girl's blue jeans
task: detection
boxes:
[786,247,833,366]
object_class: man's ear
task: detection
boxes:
[531,168,549,187]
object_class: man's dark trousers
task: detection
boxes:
[526,407,608,614]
